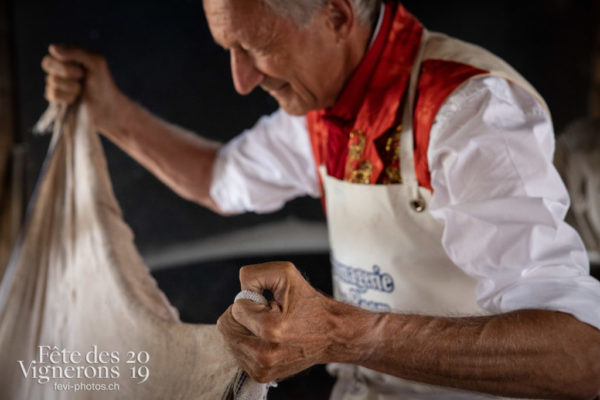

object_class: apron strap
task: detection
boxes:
[400,30,429,213]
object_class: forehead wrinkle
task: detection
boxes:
[205,0,289,50]
[245,16,281,49]
[203,0,240,48]
[235,4,285,51]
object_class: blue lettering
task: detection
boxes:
[332,259,395,294]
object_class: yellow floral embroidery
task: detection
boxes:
[384,166,401,183]
[348,129,366,161]
[350,161,373,184]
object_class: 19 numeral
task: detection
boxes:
[127,351,150,384]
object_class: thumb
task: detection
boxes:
[49,44,99,70]
[232,299,284,343]
[239,262,294,306]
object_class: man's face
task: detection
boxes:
[203,0,346,115]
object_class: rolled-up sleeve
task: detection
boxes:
[209,108,320,214]
[428,76,600,329]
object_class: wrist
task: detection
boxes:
[322,297,388,365]
[96,91,134,140]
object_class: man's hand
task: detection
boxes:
[41,44,223,211]
[217,261,346,383]
[218,262,600,398]
[41,45,127,132]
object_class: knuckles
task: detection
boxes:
[254,349,277,371]
[261,328,281,344]
[258,322,284,343]
[45,74,82,93]
[231,261,318,383]
[40,56,51,70]
[250,367,275,384]
[239,260,297,283]
[246,354,278,384]
[279,261,296,274]
[216,307,234,334]
[238,265,251,282]
[216,314,225,333]
[44,87,75,104]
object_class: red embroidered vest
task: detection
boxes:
[306,3,487,192]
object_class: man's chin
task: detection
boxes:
[274,96,315,116]
[280,105,309,116]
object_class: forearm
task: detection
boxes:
[97,93,223,211]
[325,301,600,399]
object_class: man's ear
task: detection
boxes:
[323,0,356,42]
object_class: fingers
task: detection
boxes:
[42,44,102,106]
[232,299,285,343]
[43,66,83,104]
[219,264,334,383]
[235,261,320,342]
[45,85,78,104]
[46,74,82,93]
[41,55,85,79]
[217,307,274,379]
[48,44,101,70]
[239,261,297,305]
[218,306,320,383]
[218,306,289,383]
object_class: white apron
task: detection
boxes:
[324,30,544,400]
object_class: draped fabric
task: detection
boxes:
[0,103,238,399]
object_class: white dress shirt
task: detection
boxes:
[209,74,600,330]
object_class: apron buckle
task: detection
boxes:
[410,198,426,213]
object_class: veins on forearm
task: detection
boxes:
[331,307,600,399]
[98,99,221,206]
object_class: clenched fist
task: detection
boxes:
[217,261,375,383]
[41,44,127,133]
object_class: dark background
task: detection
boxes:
[9,0,599,255]
[6,1,599,398]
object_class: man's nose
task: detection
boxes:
[230,48,264,95]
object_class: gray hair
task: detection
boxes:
[262,0,382,27]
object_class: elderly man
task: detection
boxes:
[42,0,600,399]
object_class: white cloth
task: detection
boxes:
[0,104,241,399]
[210,75,600,330]
[222,291,277,400]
